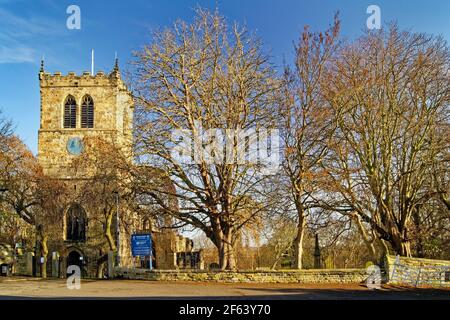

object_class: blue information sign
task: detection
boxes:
[131,234,152,257]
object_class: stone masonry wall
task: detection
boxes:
[115,268,367,284]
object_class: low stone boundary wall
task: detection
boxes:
[114,268,367,283]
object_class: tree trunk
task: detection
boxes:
[226,242,237,271]
[97,260,106,278]
[400,241,412,257]
[271,255,282,270]
[214,231,237,271]
[293,213,306,269]
[379,238,390,256]
[36,225,48,278]
[218,243,227,270]
[412,209,424,258]
[105,213,116,252]
[391,231,412,257]
[40,235,48,278]
[216,240,237,271]
[354,214,377,262]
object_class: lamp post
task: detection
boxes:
[112,191,120,267]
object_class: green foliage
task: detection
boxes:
[0,243,13,265]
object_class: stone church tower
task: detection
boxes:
[37,60,135,277]
[36,60,202,278]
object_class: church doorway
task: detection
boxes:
[66,250,85,278]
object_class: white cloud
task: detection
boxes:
[0,7,68,64]
[0,45,35,64]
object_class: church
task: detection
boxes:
[37,60,202,278]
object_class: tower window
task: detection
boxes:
[64,95,77,128]
[81,95,94,128]
[66,203,87,242]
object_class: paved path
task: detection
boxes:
[0,277,448,299]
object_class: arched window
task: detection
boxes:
[66,203,87,242]
[64,95,77,128]
[81,95,94,128]
[143,218,151,230]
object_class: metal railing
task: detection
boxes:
[390,255,450,287]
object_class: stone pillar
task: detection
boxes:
[25,252,34,276]
[39,256,47,278]
[314,234,321,269]
[60,255,67,278]
[51,252,60,278]
[172,252,177,269]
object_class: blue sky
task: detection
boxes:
[0,0,449,154]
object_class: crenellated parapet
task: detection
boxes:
[39,69,127,89]
[39,57,127,90]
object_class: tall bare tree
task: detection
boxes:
[1,110,14,195]
[34,177,69,278]
[71,137,135,261]
[324,25,450,257]
[132,9,278,270]
[278,15,340,268]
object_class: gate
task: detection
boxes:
[390,255,450,287]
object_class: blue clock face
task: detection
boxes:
[67,137,83,155]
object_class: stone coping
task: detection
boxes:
[116,268,366,274]
[386,255,450,266]
[114,267,367,283]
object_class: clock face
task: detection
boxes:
[67,137,83,155]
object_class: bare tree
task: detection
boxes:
[0,109,13,155]
[0,136,41,226]
[71,137,134,257]
[324,25,450,257]
[432,126,450,210]
[266,216,296,270]
[34,177,69,278]
[278,15,340,268]
[132,9,279,270]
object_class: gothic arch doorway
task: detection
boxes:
[66,249,86,278]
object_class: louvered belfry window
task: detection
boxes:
[66,203,87,242]
[64,95,77,128]
[81,95,94,128]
